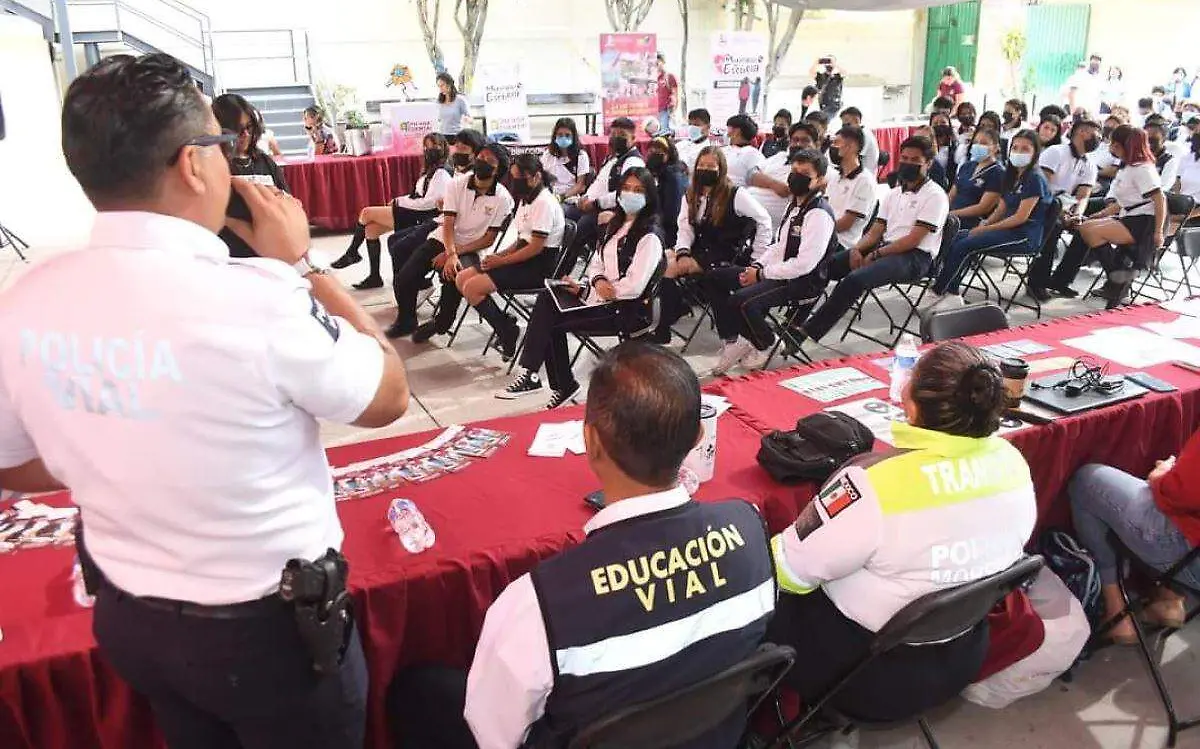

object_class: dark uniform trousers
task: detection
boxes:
[93,585,367,749]
[564,203,599,265]
[391,237,480,331]
[518,292,650,392]
[729,273,825,351]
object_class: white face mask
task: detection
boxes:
[1009,152,1034,168]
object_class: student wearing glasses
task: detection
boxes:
[212,94,289,259]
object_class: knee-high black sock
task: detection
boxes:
[434,283,463,329]
[365,239,382,278]
[346,222,367,255]
[475,296,512,334]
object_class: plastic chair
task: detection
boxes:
[565,643,796,749]
[920,301,1010,343]
[767,555,1044,749]
[1092,533,1200,748]
[1174,223,1200,298]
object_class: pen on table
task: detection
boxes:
[1171,361,1200,376]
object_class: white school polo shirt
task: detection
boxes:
[0,212,386,605]
[878,178,950,256]
[515,188,566,249]
[721,144,766,187]
[1178,153,1200,201]
[429,173,515,246]
[1108,162,1162,218]
[539,149,592,197]
[1039,143,1097,197]
[828,165,878,249]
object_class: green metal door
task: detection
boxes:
[1024,4,1091,106]
[921,1,982,106]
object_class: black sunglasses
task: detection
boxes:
[169,130,238,165]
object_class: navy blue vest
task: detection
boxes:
[606,148,642,193]
[526,498,775,748]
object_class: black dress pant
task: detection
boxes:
[766,589,987,724]
[389,667,478,749]
[391,238,447,329]
[564,204,599,260]
[518,293,646,391]
[93,585,367,749]
[730,275,823,350]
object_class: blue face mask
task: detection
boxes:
[688,125,705,142]
[554,135,573,149]
[1008,151,1033,168]
[969,143,990,162]
[618,192,647,215]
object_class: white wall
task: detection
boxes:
[0,16,94,248]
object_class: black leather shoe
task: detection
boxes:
[384,319,417,338]
[412,320,448,343]
[331,249,361,269]
[1027,286,1053,303]
[352,275,384,290]
[647,328,672,345]
[1051,285,1079,299]
[497,317,520,362]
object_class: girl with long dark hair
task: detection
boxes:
[436,72,471,138]
[212,93,289,258]
[540,117,591,199]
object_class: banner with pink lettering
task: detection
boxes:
[599,33,657,130]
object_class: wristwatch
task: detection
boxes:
[293,253,329,277]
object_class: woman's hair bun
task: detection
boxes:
[958,361,1004,412]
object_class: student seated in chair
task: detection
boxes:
[946,127,1004,231]
[651,146,771,348]
[926,129,1052,310]
[391,343,774,749]
[497,168,665,409]
[826,125,878,253]
[787,136,949,346]
[712,148,839,375]
[768,342,1036,722]
[387,141,514,340]
[563,117,645,268]
[454,153,565,362]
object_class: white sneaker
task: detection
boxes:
[711,338,754,376]
[931,293,964,312]
[742,346,771,371]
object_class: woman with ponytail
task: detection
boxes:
[767,341,1037,722]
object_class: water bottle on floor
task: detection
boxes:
[388,499,435,553]
[890,334,920,404]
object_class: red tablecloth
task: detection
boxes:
[0,403,797,749]
[713,304,1200,533]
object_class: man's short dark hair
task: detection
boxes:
[1152,85,1167,96]
[1070,118,1101,134]
[611,117,636,131]
[835,125,865,153]
[899,135,935,163]
[687,108,711,125]
[804,110,830,128]
[932,96,954,111]
[1145,120,1169,137]
[840,106,863,121]
[455,128,487,152]
[773,108,793,124]
[726,114,758,140]
[1138,97,1155,111]
[789,122,819,143]
[585,342,701,487]
[478,141,510,173]
[62,53,210,204]
[790,148,829,177]
[1039,104,1068,121]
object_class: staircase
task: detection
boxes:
[228,84,316,157]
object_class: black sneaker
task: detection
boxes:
[546,382,581,410]
[352,275,383,290]
[1027,286,1053,303]
[412,320,449,344]
[1051,285,1079,299]
[384,318,417,338]
[496,370,542,400]
[331,249,361,269]
[496,317,520,362]
[647,327,672,345]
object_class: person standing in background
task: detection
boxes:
[656,53,679,132]
[1166,67,1191,115]
[1065,55,1103,117]
[1100,66,1126,115]
[436,72,472,141]
[813,55,845,118]
[935,66,966,109]
[738,77,751,116]
[751,76,763,117]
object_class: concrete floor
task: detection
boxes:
[3,225,1199,749]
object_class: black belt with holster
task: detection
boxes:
[77,523,354,675]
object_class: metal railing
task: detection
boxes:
[211,29,312,91]
[64,0,213,77]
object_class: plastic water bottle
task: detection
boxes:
[387,499,435,553]
[71,557,95,608]
[890,334,920,403]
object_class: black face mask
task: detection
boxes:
[423,148,443,166]
[646,153,666,170]
[897,162,923,183]
[473,160,496,180]
[934,124,955,142]
[510,178,536,200]
[1101,126,1114,140]
[451,152,471,169]
[694,169,719,187]
[609,135,630,154]
[788,172,812,197]
[1082,136,1100,152]
[827,146,842,166]
[773,125,787,139]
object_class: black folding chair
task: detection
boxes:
[570,254,670,365]
[675,221,759,353]
[960,200,1063,318]
[767,555,1044,749]
[920,301,1010,343]
[0,220,28,262]
[1128,193,1196,302]
[761,295,823,370]
[1174,223,1200,299]
[566,644,796,749]
[446,211,517,346]
[1089,533,1200,749]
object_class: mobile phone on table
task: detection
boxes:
[1125,371,1178,393]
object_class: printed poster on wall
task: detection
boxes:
[599,33,657,130]
[381,101,439,156]
[482,63,531,143]
[709,31,768,127]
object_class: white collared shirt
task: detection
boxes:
[429,173,515,246]
[584,151,647,209]
[756,197,836,281]
[515,189,566,248]
[1039,143,1098,196]
[1178,152,1200,200]
[464,486,691,749]
[674,187,772,261]
[584,218,664,304]
[827,164,878,249]
[0,212,385,604]
[859,126,880,174]
[395,168,453,212]
[720,144,766,187]
[746,151,792,231]
[878,179,950,256]
[1108,162,1162,218]
[540,149,592,196]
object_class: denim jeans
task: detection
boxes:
[932,227,1034,295]
[802,249,931,342]
[1069,464,1200,588]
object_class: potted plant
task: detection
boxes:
[342,109,374,156]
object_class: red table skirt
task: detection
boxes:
[713,304,1200,534]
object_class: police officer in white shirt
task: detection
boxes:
[0,53,411,749]
[794,135,949,345]
[839,107,880,174]
[391,343,774,749]
[826,125,879,250]
[563,117,645,266]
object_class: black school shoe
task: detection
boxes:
[412,319,450,343]
[331,249,362,269]
[546,382,581,410]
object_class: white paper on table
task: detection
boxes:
[826,397,1029,445]
[528,421,586,458]
[779,367,886,403]
[981,339,1055,359]
[701,393,733,418]
[1062,326,1200,368]
[1141,315,1200,340]
[1161,298,1200,318]
[563,421,586,455]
